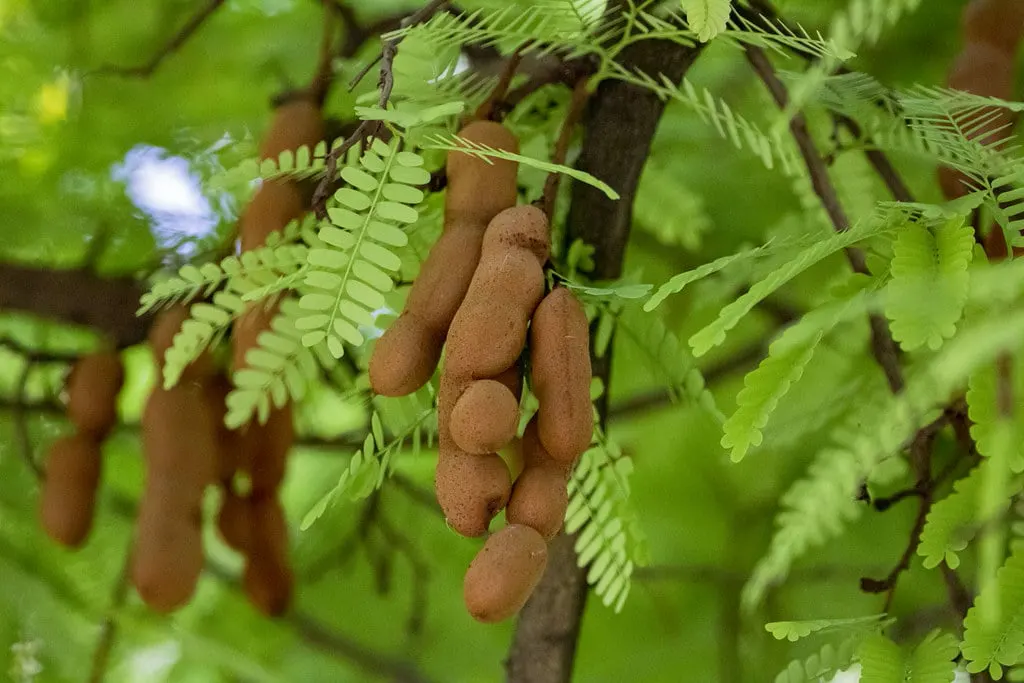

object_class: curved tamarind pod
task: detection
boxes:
[530,287,593,464]
[246,402,293,496]
[39,433,102,547]
[463,524,548,623]
[369,122,519,397]
[939,42,1017,199]
[65,351,123,439]
[204,373,245,483]
[133,382,217,611]
[507,418,571,540]
[450,379,520,455]
[242,496,293,616]
[963,0,1024,55]
[217,492,251,553]
[444,205,550,379]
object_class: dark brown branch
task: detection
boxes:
[744,46,905,395]
[96,0,226,78]
[506,34,704,683]
[0,263,148,348]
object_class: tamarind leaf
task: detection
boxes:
[689,217,893,357]
[968,353,1024,474]
[422,132,619,200]
[962,543,1024,677]
[772,637,861,683]
[566,281,652,301]
[765,615,889,642]
[885,217,973,352]
[679,0,732,43]
[858,630,958,683]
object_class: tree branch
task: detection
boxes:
[505,34,704,683]
[96,0,227,78]
[743,46,905,395]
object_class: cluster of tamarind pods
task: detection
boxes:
[38,94,322,615]
[369,120,593,622]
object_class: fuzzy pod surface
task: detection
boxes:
[39,433,102,547]
[507,418,571,540]
[65,351,123,439]
[963,0,1024,54]
[242,497,293,616]
[463,524,548,623]
[368,121,519,397]
[530,287,593,464]
[450,378,521,455]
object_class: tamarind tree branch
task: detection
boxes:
[744,46,905,395]
[505,35,704,683]
[95,0,227,78]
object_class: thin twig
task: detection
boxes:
[541,77,591,220]
[95,0,226,78]
[744,45,905,395]
[87,544,133,683]
[473,49,525,121]
[12,360,43,481]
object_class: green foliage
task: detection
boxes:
[772,637,861,683]
[679,0,732,42]
[962,542,1024,678]
[765,614,888,641]
[968,352,1024,473]
[857,630,958,683]
[301,408,435,530]
[884,217,974,352]
[298,138,423,358]
[565,425,647,613]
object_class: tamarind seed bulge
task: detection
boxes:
[463,524,548,623]
[435,452,512,537]
[65,351,123,438]
[450,379,520,455]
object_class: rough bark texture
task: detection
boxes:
[0,263,147,347]
[505,37,703,683]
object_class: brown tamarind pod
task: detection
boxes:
[39,433,102,547]
[217,492,251,553]
[435,450,513,537]
[463,524,548,623]
[245,402,293,496]
[65,351,123,439]
[133,382,217,611]
[369,121,519,397]
[530,287,593,464]
[450,379,520,455]
[963,0,1024,55]
[242,497,293,616]
[507,418,571,540]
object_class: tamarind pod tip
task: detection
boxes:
[39,433,102,548]
[368,314,442,397]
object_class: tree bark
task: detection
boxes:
[505,36,703,683]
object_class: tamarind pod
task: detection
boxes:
[444,206,551,380]
[217,491,251,553]
[131,514,204,613]
[450,379,521,455]
[140,383,218,494]
[39,433,102,547]
[242,497,293,616]
[939,42,1017,199]
[463,524,548,623]
[530,287,593,464]
[204,373,246,482]
[507,418,571,540]
[368,122,519,398]
[963,0,1024,55]
[241,98,325,251]
[444,121,521,228]
[435,449,513,537]
[149,305,217,380]
[65,351,123,439]
[247,401,293,496]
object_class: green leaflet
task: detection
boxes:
[420,132,619,200]
[299,137,423,359]
[918,458,1019,571]
[766,615,889,642]
[858,630,959,683]
[566,427,647,613]
[772,637,861,683]
[301,409,434,531]
[963,542,1024,679]
[679,0,731,42]
[689,218,893,357]
[885,217,974,352]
